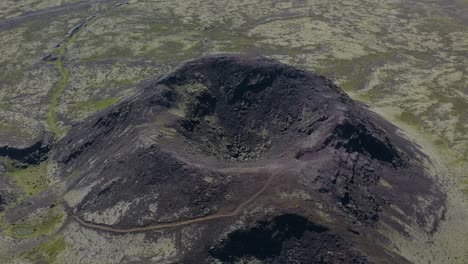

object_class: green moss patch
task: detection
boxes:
[7,162,48,198]
[73,98,119,113]
[462,179,468,197]
[462,188,468,196]
[0,121,18,133]
[320,52,393,94]
[6,207,64,239]
[47,59,69,138]
[340,79,362,92]
[22,236,67,263]
[168,82,209,118]
[47,26,83,138]
[353,91,372,103]
[397,110,422,127]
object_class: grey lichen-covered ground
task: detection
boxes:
[0,0,467,263]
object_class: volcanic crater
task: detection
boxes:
[31,54,448,263]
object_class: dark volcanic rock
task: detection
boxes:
[0,140,50,165]
[53,55,446,263]
[209,214,369,264]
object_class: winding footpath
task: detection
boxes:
[73,172,275,233]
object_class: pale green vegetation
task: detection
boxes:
[4,207,63,239]
[7,162,48,198]
[0,9,91,142]
[47,29,80,138]
[72,97,119,113]
[0,122,20,134]
[0,157,49,200]
[168,83,209,118]
[22,236,67,263]
[397,111,423,127]
[47,59,70,137]
[463,180,468,196]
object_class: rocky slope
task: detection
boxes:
[1,55,446,263]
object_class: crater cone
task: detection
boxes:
[53,55,446,263]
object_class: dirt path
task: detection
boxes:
[73,172,275,233]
